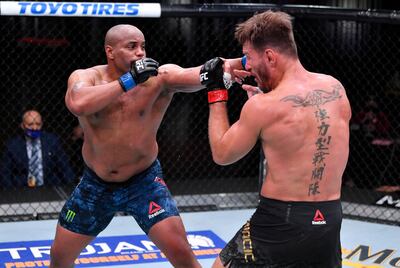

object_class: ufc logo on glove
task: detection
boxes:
[200,72,208,82]
[135,60,145,71]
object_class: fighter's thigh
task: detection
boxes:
[59,180,115,236]
[50,224,94,266]
[148,216,196,264]
[127,176,179,234]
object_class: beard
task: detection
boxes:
[254,65,271,92]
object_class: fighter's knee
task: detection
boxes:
[49,246,74,268]
[49,259,74,268]
[212,256,225,268]
[166,246,200,268]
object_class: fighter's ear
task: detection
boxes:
[265,48,276,66]
[105,45,114,60]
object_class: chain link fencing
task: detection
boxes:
[0,4,399,224]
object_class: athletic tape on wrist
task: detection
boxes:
[241,56,247,70]
[119,72,137,92]
[208,89,228,104]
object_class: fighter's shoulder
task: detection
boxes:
[313,72,346,91]
[242,92,277,114]
[69,65,105,81]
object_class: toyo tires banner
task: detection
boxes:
[0,2,161,17]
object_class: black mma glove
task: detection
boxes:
[119,57,159,92]
[200,57,231,104]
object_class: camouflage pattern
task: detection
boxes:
[58,159,179,235]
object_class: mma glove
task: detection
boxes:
[119,57,159,92]
[200,57,231,104]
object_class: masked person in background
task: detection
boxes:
[0,109,75,188]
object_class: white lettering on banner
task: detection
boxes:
[95,243,112,254]
[0,2,161,17]
[376,195,400,208]
[141,240,157,251]
[345,245,397,265]
[187,235,215,249]
[30,246,50,258]
[0,247,27,259]
[79,243,113,255]
[80,245,97,255]
[0,235,220,260]
[114,242,146,253]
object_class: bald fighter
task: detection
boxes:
[201,10,351,267]
[49,24,204,268]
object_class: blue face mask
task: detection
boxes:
[25,129,42,139]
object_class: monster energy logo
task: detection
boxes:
[65,210,76,222]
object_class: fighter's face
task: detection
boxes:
[243,42,270,90]
[112,32,146,73]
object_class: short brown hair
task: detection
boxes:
[235,10,297,57]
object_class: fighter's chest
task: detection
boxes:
[101,87,171,120]
[107,91,153,117]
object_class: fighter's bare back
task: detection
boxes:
[257,73,351,202]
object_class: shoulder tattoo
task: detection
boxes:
[280,84,343,107]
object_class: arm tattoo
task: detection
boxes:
[279,84,343,196]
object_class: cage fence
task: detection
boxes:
[0,3,399,225]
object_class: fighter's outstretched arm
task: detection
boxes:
[158,64,204,93]
[159,57,244,94]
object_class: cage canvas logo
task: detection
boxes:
[0,231,225,267]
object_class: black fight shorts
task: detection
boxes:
[220,196,342,268]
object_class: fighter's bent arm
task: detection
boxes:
[65,69,124,116]
[209,96,262,165]
[66,58,159,116]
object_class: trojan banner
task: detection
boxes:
[0,230,225,267]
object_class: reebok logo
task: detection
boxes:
[312,209,326,225]
[148,201,165,219]
[154,176,166,187]
[65,209,76,222]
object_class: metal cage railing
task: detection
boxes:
[0,2,399,225]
